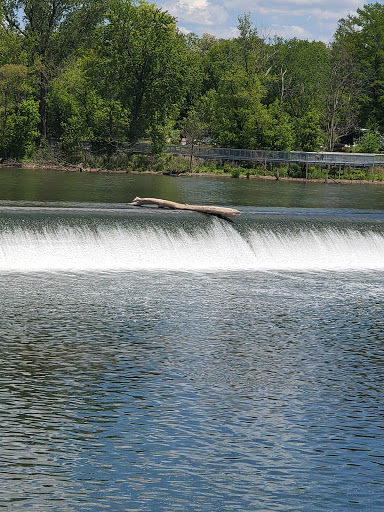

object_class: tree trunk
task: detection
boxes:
[38,72,48,142]
[129,197,241,220]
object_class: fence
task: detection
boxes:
[132,142,384,169]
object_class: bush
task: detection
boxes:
[287,163,304,178]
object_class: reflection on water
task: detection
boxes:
[1,270,384,510]
[1,167,384,209]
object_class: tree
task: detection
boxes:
[48,51,129,143]
[0,64,39,158]
[268,38,329,119]
[197,16,275,149]
[200,15,272,98]
[0,24,25,66]
[236,13,277,77]
[262,100,295,151]
[204,69,269,148]
[325,41,360,150]
[334,3,384,132]
[180,106,207,169]
[352,129,381,152]
[0,0,105,141]
[93,0,188,149]
[295,109,324,151]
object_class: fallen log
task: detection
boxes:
[129,197,241,220]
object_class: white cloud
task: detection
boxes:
[160,0,367,42]
[210,25,239,38]
[162,0,229,27]
[178,25,192,34]
[268,24,315,40]
[222,0,361,11]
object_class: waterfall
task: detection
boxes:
[0,216,383,272]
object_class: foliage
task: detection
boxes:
[334,2,384,132]
[1,1,384,161]
[204,70,269,148]
[324,40,360,150]
[48,52,130,143]
[262,100,295,150]
[0,0,105,139]
[0,64,39,158]
[268,38,329,118]
[352,129,382,153]
[94,0,188,147]
[295,109,324,151]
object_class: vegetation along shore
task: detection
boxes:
[1,0,384,182]
[2,154,384,185]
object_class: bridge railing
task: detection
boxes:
[131,143,384,168]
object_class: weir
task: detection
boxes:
[0,209,383,272]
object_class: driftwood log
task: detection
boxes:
[129,197,241,220]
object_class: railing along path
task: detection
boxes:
[132,143,384,170]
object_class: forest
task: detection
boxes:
[1,0,384,162]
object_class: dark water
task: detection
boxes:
[1,167,384,209]
[0,169,383,511]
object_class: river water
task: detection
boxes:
[0,169,383,511]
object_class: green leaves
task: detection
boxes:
[2,1,384,156]
[95,0,188,146]
[352,129,382,153]
[335,2,384,133]
[0,64,39,158]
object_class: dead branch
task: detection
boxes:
[129,197,241,220]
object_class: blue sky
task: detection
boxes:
[159,0,366,42]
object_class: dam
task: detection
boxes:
[0,170,383,511]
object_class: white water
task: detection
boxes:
[1,219,383,272]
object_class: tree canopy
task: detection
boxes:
[0,1,384,158]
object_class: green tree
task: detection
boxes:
[334,3,384,131]
[237,13,277,77]
[325,41,360,150]
[200,16,272,98]
[0,0,105,140]
[95,0,188,148]
[352,129,381,152]
[180,105,207,168]
[204,70,269,148]
[295,109,324,151]
[0,24,26,66]
[198,16,274,149]
[0,64,39,158]
[268,38,329,119]
[262,100,295,150]
[48,51,129,143]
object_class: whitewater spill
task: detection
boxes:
[0,218,383,272]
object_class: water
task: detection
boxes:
[0,209,384,271]
[1,167,384,209]
[0,169,384,511]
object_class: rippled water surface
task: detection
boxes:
[1,268,384,511]
[0,171,383,510]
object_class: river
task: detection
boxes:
[0,168,383,511]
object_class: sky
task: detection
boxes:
[159,0,367,43]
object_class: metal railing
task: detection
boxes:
[132,143,384,168]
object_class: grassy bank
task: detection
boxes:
[4,147,384,184]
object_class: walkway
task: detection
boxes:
[132,143,384,170]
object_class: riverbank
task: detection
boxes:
[2,159,384,185]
